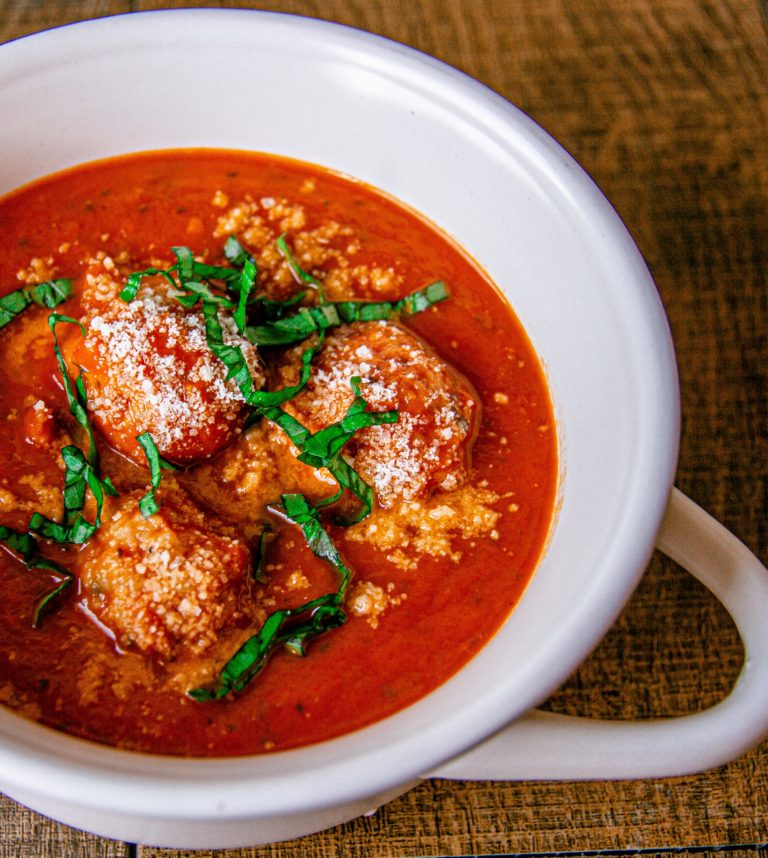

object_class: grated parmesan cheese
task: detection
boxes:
[69,283,265,464]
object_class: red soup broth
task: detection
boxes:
[0,150,556,756]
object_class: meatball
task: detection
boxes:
[279,320,478,507]
[62,284,265,465]
[77,483,254,660]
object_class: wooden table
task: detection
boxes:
[0,1,766,855]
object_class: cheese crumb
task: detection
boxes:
[348,580,406,629]
[347,484,501,571]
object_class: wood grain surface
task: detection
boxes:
[1,0,766,855]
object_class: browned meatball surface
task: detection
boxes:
[77,483,255,660]
[279,320,478,507]
[63,281,265,465]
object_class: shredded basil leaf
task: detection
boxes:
[284,378,397,524]
[246,304,341,346]
[234,256,257,334]
[0,311,117,623]
[396,280,449,315]
[120,246,237,305]
[223,235,250,268]
[120,266,176,302]
[33,318,118,546]
[0,526,74,626]
[336,280,449,321]
[0,291,30,328]
[201,299,321,410]
[176,279,235,309]
[258,403,311,447]
[245,282,449,347]
[258,290,307,321]
[222,237,259,334]
[120,243,259,323]
[48,314,102,469]
[189,493,351,701]
[226,235,308,321]
[29,445,117,544]
[30,278,74,309]
[199,299,260,400]
[300,381,397,521]
[297,377,397,468]
[324,456,376,526]
[136,432,179,518]
[258,379,397,524]
[0,279,72,329]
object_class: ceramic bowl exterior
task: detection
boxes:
[0,9,710,849]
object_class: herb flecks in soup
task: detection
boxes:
[0,151,556,755]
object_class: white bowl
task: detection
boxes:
[1,9,767,849]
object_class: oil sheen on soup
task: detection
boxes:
[0,151,556,756]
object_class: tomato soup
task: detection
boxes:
[0,150,556,756]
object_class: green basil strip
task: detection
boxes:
[176,279,235,309]
[201,299,321,410]
[294,378,398,524]
[199,298,286,408]
[324,456,376,526]
[226,237,307,312]
[189,493,351,701]
[120,245,239,305]
[200,299,261,401]
[394,280,449,315]
[233,256,257,335]
[245,282,449,347]
[333,280,449,321]
[49,314,102,469]
[0,279,72,329]
[222,236,259,334]
[249,337,320,409]
[30,319,119,545]
[120,267,177,302]
[297,377,398,468]
[172,245,195,281]
[0,526,74,627]
[136,432,179,518]
[258,289,307,321]
[259,405,311,449]
[279,494,352,593]
[224,235,251,268]
[30,278,74,309]
[0,291,30,328]
[29,445,117,544]
[313,485,345,510]
[46,324,118,541]
[61,444,91,520]
[226,235,308,322]
[173,247,241,285]
[246,304,340,346]
[31,575,75,627]
[180,263,240,288]
[276,233,326,303]
[259,379,397,524]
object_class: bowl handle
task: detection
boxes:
[429,488,768,781]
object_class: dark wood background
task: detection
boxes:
[0,1,766,855]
